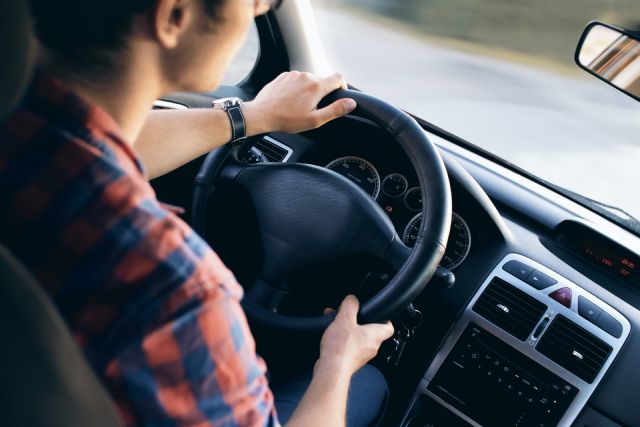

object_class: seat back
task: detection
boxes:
[0,0,35,121]
[0,3,124,424]
[0,244,124,427]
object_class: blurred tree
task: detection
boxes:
[336,0,640,66]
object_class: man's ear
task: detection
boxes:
[152,0,193,49]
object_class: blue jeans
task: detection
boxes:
[272,364,389,427]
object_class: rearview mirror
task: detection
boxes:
[576,22,640,102]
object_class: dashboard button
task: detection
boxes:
[595,311,623,338]
[549,287,572,308]
[526,270,558,290]
[577,296,602,324]
[503,260,533,281]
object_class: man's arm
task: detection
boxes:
[135,72,357,180]
[135,107,239,179]
[285,296,394,427]
[285,361,350,427]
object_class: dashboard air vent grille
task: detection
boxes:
[537,314,612,383]
[473,277,547,341]
[252,137,291,162]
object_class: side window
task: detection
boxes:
[221,22,260,86]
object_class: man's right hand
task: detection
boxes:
[316,295,394,377]
[284,295,393,427]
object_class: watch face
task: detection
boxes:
[212,97,242,109]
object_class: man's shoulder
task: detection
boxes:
[0,103,145,228]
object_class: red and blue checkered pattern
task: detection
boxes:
[0,73,278,426]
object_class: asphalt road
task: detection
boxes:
[311,6,640,220]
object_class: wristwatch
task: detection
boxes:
[212,97,246,145]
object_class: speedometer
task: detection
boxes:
[326,156,381,199]
[402,212,471,270]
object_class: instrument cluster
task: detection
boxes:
[326,155,471,270]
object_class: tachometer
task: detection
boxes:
[402,212,471,270]
[326,156,381,199]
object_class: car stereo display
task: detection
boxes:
[557,222,640,288]
[581,238,639,284]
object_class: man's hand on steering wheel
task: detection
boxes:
[243,71,358,136]
[317,295,395,377]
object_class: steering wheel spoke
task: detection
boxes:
[385,237,412,271]
[218,157,248,182]
[244,276,289,312]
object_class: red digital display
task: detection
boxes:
[557,222,640,289]
[580,238,640,286]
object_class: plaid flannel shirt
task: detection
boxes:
[0,73,278,427]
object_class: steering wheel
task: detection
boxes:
[192,89,451,331]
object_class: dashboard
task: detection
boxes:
[235,116,640,426]
[152,96,640,427]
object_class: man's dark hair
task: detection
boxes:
[28,0,223,76]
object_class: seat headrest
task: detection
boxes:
[0,0,35,122]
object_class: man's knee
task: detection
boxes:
[347,365,389,427]
[273,364,389,427]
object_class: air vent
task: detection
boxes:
[473,277,548,341]
[251,137,292,162]
[537,315,612,383]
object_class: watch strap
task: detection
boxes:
[226,103,246,144]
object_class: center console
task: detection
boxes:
[401,254,630,427]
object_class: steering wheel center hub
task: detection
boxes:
[223,162,398,284]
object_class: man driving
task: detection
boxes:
[0,0,394,426]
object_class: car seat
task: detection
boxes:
[0,1,124,425]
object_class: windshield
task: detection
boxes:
[312,0,640,227]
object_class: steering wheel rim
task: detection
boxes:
[192,89,452,331]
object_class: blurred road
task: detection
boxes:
[312,6,640,220]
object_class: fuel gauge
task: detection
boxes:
[404,187,423,211]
